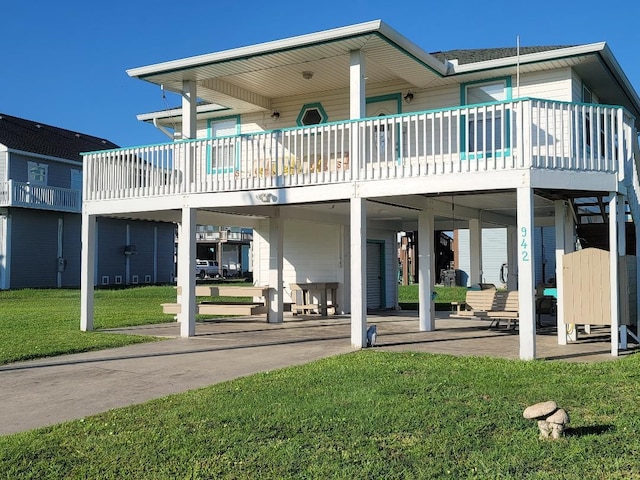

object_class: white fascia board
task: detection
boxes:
[6,148,83,166]
[136,103,228,123]
[451,42,607,74]
[127,20,448,80]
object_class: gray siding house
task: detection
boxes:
[0,113,175,289]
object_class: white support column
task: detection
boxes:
[609,194,621,356]
[517,187,536,360]
[554,201,568,345]
[349,50,366,120]
[350,197,367,348]
[469,218,482,285]
[178,206,196,337]
[506,225,517,290]
[267,209,284,324]
[182,80,197,140]
[80,213,96,332]
[618,195,628,350]
[418,208,435,331]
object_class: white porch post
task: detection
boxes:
[350,50,366,119]
[517,187,536,360]
[178,206,196,337]
[469,218,482,285]
[609,193,621,356]
[350,197,367,348]
[80,213,96,332]
[418,208,435,331]
[182,80,197,140]
[268,209,284,324]
[554,201,568,345]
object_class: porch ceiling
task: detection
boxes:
[128,21,446,111]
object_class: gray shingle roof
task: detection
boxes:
[0,113,118,162]
[430,46,573,65]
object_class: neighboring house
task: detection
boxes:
[195,225,253,277]
[0,113,175,289]
[79,20,640,360]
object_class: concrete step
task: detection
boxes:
[162,302,268,316]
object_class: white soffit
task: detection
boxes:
[127,20,447,97]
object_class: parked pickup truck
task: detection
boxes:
[195,259,221,279]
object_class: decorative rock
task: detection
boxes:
[523,401,569,440]
[523,401,557,419]
[546,408,570,439]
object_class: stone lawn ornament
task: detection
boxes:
[523,401,570,439]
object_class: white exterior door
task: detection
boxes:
[366,241,384,309]
[210,119,238,172]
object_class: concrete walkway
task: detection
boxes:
[1,313,636,436]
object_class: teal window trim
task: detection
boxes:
[296,102,328,126]
[460,76,512,160]
[366,93,403,114]
[206,115,241,174]
[366,93,403,163]
[367,239,386,307]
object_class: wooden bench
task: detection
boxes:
[479,291,519,329]
[162,285,270,318]
[452,290,519,329]
[451,290,496,318]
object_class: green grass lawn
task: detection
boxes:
[399,284,468,304]
[2,351,640,478]
[2,286,640,478]
[0,283,267,365]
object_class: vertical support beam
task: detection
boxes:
[350,197,367,348]
[609,193,621,356]
[349,50,366,120]
[349,50,365,176]
[506,226,517,290]
[125,223,131,285]
[268,209,284,324]
[554,200,568,345]
[57,217,63,288]
[181,80,197,140]
[337,224,347,314]
[153,226,158,283]
[418,207,435,331]
[80,213,96,332]
[468,218,482,285]
[517,187,536,360]
[618,194,628,350]
[178,206,196,337]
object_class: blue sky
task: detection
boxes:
[3,0,639,148]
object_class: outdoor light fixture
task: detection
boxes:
[404,91,414,103]
[302,70,314,80]
[271,110,280,120]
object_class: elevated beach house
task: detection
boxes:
[0,114,175,289]
[80,21,640,359]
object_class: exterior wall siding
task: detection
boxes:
[253,219,397,310]
[9,209,60,288]
[457,226,556,288]
[8,152,80,188]
[61,213,82,287]
[0,151,7,182]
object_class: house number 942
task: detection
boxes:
[520,227,529,262]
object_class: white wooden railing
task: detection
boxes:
[83,99,636,201]
[0,180,81,212]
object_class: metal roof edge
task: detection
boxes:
[450,42,607,74]
[597,43,640,117]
